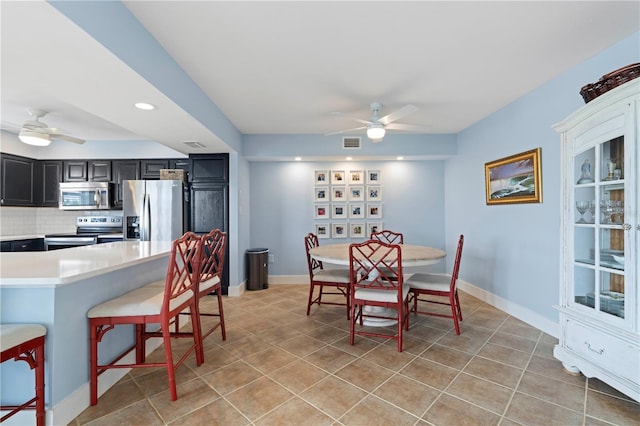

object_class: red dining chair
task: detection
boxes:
[370,229,404,244]
[349,239,410,352]
[371,230,404,280]
[87,232,204,405]
[305,233,351,319]
[407,234,464,335]
[193,229,227,342]
[0,324,46,426]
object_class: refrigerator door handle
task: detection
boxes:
[141,193,150,241]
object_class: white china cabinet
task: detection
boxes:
[553,79,639,401]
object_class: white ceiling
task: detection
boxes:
[1,1,638,154]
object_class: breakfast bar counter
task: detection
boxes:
[0,241,173,425]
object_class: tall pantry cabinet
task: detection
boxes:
[553,79,639,401]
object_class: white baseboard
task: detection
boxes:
[457,279,559,338]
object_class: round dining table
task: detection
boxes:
[309,243,446,267]
[309,243,446,326]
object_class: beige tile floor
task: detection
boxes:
[70,284,640,425]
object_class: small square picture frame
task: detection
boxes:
[332,223,348,239]
[349,186,364,201]
[315,223,330,239]
[315,204,329,219]
[367,185,382,201]
[314,170,329,185]
[367,222,383,237]
[332,204,347,219]
[349,202,365,219]
[366,170,381,184]
[314,186,329,202]
[331,170,346,185]
[367,204,382,219]
[331,186,347,202]
[348,170,364,184]
[350,223,365,238]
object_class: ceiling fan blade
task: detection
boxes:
[385,123,430,132]
[325,126,367,136]
[330,112,371,125]
[378,104,419,125]
[51,133,86,144]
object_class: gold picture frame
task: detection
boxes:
[485,148,542,205]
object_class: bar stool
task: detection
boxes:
[0,324,46,426]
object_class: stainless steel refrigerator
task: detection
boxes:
[123,180,188,241]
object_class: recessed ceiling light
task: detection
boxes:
[346,157,352,161]
[397,156,404,160]
[134,102,155,110]
[295,157,302,161]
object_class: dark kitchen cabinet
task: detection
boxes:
[89,160,112,182]
[112,160,140,209]
[140,159,169,179]
[190,154,228,182]
[169,158,191,181]
[63,161,88,182]
[0,153,40,206]
[9,238,44,252]
[41,161,63,207]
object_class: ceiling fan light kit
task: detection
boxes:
[19,129,51,146]
[327,101,426,143]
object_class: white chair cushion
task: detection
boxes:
[354,283,410,303]
[0,324,46,352]
[314,268,350,283]
[406,273,452,292]
[200,275,221,293]
[87,284,193,318]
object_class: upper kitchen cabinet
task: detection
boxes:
[89,160,112,182]
[63,160,88,182]
[190,154,228,183]
[112,160,140,209]
[169,159,191,181]
[41,160,63,207]
[140,159,169,179]
[0,153,41,206]
[63,160,112,182]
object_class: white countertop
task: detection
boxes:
[0,241,173,287]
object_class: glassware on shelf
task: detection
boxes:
[576,201,590,223]
[588,201,596,223]
[600,200,615,224]
[612,200,624,224]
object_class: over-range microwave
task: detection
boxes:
[59,182,114,210]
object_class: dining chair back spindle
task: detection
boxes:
[349,240,410,352]
[407,234,464,334]
[305,233,351,319]
[87,232,204,405]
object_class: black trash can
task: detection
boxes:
[246,248,269,291]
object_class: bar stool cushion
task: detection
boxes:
[87,284,194,318]
[199,275,221,293]
[0,324,47,353]
[314,269,350,283]
[354,284,410,303]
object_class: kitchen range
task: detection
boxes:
[43,215,123,250]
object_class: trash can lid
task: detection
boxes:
[247,248,269,253]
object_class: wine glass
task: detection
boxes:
[600,200,614,224]
[576,201,589,223]
[588,201,596,223]
[612,200,624,224]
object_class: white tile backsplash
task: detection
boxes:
[1,207,82,236]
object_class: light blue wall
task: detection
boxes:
[249,160,447,276]
[445,32,639,323]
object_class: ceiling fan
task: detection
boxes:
[12,109,85,146]
[326,102,428,143]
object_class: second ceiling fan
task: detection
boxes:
[326,102,428,142]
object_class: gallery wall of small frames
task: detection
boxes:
[314,169,383,239]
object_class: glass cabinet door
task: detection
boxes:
[572,136,626,321]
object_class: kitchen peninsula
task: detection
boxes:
[0,241,173,425]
